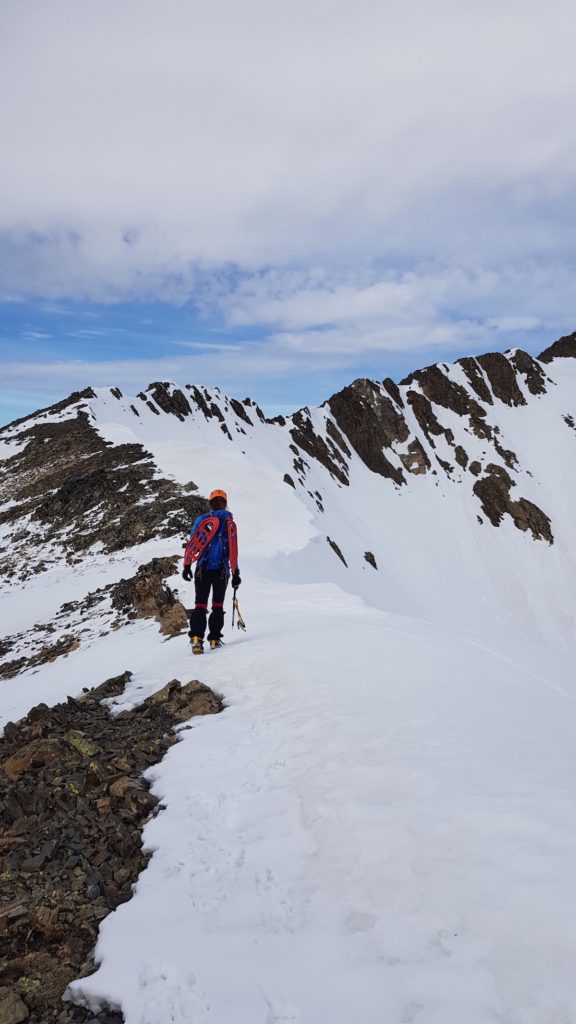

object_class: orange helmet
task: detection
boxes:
[209,489,228,503]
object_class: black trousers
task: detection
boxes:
[188,568,228,640]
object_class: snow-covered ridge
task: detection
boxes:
[2,333,576,1023]
[1,335,576,646]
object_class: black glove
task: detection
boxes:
[232,568,241,589]
[182,565,193,581]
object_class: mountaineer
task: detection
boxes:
[182,488,240,653]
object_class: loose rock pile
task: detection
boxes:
[0,672,223,1023]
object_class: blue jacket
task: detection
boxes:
[189,509,233,575]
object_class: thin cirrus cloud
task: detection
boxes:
[1,0,576,420]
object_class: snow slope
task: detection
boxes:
[69,588,576,1024]
[2,346,576,1022]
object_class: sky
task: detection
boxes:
[1,0,576,424]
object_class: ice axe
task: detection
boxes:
[232,587,246,631]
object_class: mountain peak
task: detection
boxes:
[538,330,576,364]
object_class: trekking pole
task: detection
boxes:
[232,586,236,628]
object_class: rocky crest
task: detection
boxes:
[284,341,573,544]
[0,398,206,584]
[0,675,222,1023]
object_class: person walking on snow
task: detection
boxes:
[182,488,241,654]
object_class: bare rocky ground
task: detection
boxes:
[0,557,189,682]
[0,672,223,1023]
[0,395,206,585]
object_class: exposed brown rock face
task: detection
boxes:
[109,557,188,637]
[146,382,192,420]
[0,406,205,582]
[402,364,476,416]
[290,410,349,486]
[457,357,493,404]
[399,439,430,475]
[402,363,494,450]
[538,330,576,363]
[405,390,445,445]
[228,398,253,426]
[509,350,548,396]
[473,465,553,543]
[0,676,222,1023]
[475,353,527,407]
[327,380,406,485]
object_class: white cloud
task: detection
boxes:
[1,0,576,304]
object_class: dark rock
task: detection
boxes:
[283,474,295,489]
[454,445,468,469]
[89,671,132,702]
[228,399,253,426]
[399,439,430,475]
[457,357,493,404]
[109,557,188,636]
[325,419,352,459]
[538,330,576,363]
[0,408,207,580]
[382,378,403,407]
[327,380,406,485]
[146,383,192,421]
[509,350,548,396]
[0,389,96,432]
[473,465,553,542]
[405,391,444,445]
[402,364,475,417]
[327,537,347,566]
[364,551,378,569]
[475,353,527,407]
[290,410,349,486]
[0,678,223,1022]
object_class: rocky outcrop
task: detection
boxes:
[0,406,205,582]
[509,350,548,396]
[327,380,407,485]
[0,676,222,1023]
[146,382,192,420]
[399,438,430,475]
[290,409,349,487]
[110,556,188,637]
[473,465,553,543]
[475,353,527,407]
[538,330,576,363]
[0,557,188,680]
[327,537,347,566]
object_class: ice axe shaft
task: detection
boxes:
[232,589,246,631]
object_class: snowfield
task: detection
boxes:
[2,358,576,1023]
[69,587,576,1024]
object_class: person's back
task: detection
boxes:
[182,489,241,653]
[194,506,232,574]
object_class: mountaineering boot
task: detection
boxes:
[191,635,204,655]
[209,638,224,650]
